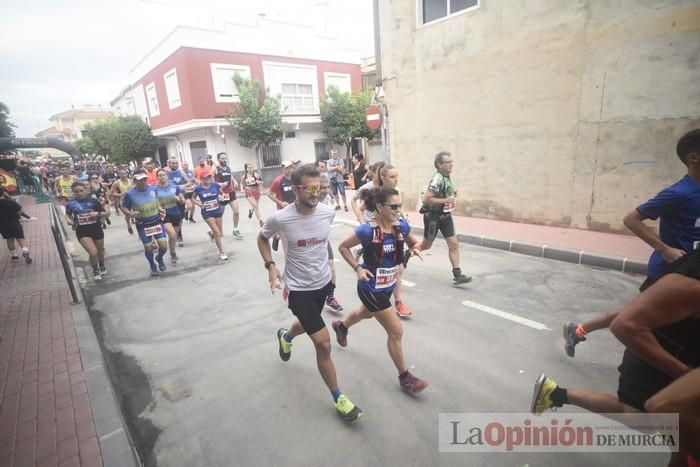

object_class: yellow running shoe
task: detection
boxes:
[277,328,292,361]
[335,395,363,423]
[530,374,558,416]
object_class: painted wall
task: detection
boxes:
[380,0,700,232]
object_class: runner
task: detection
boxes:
[145,160,158,186]
[351,161,382,223]
[242,161,264,227]
[109,168,134,235]
[181,160,197,223]
[332,187,428,393]
[213,152,243,239]
[0,187,32,264]
[563,128,700,357]
[192,172,228,260]
[88,172,111,228]
[419,151,472,285]
[155,169,185,264]
[327,149,349,211]
[267,161,296,251]
[54,165,76,205]
[194,156,212,183]
[165,158,190,246]
[319,173,343,312]
[258,164,362,422]
[65,182,106,280]
[121,170,169,277]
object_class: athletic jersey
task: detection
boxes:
[146,169,158,186]
[244,172,262,188]
[166,169,187,185]
[215,165,234,193]
[637,175,700,280]
[269,175,295,208]
[155,183,182,217]
[0,198,22,223]
[193,182,223,217]
[261,203,335,291]
[355,219,410,293]
[123,186,160,224]
[182,170,195,194]
[57,176,76,199]
[115,179,131,194]
[425,172,456,214]
[194,165,212,181]
[65,197,104,226]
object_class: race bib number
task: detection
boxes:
[375,266,398,289]
[443,201,456,213]
[203,200,219,211]
[76,213,97,225]
[219,193,230,202]
[144,224,163,236]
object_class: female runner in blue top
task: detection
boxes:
[155,169,185,264]
[193,172,228,260]
[65,181,106,281]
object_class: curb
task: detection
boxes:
[334,218,647,276]
[51,204,141,467]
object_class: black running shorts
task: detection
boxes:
[423,212,455,241]
[617,349,674,412]
[163,214,182,227]
[76,224,104,241]
[288,282,333,335]
[0,221,24,240]
[357,285,393,313]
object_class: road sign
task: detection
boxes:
[365,105,382,130]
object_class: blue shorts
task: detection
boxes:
[201,209,223,220]
[330,178,346,196]
[136,221,167,245]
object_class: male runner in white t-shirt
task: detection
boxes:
[258,164,362,423]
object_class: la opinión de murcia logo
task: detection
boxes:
[297,237,326,247]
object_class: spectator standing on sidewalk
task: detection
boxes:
[351,153,367,189]
[0,187,33,263]
[327,150,348,211]
[419,151,472,285]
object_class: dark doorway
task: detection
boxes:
[157,146,168,167]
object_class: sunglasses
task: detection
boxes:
[295,184,321,194]
[381,203,402,211]
[91,177,99,179]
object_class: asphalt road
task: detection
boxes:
[71,200,667,467]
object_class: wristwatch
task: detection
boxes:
[264,261,276,270]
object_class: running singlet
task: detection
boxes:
[637,175,700,280]
[355,219,410,293]
[58,176,75,199]
[65,198,103,226]
[215,165,234,194]
[194,182,223,217]
[116,179,131,194]
[123,186,161,223]
[183,170,195,195]
[155,183,182,217]
[166,169,186,185]
[425,172,456,214]
[244,173,262,188]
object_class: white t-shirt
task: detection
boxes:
[261,203,335,291]
[327,158,344,181]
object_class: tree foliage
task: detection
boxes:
[0,101,17,138]
[320,87,378,156]
[226,75,283,150]
[77,116,157,163]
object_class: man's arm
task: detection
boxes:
[623,210,685,263]
[422,190,455,207]
[258,216,282,293]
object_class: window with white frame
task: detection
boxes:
[420,0,479,25]
[210,63,251,103]
[164,68,181,109]
[145,82,160,117]
[324,72,352,94]
[263,62,319,114]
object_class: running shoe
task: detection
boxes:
[189,217,196,224]
[326,297,343,312]
[22,250,33,264]
[395,301,412,318]
[563,321,587,358]
[277,328,292,361]
[453,274,473,285]
[530,374,559,416]
[106,218,111,225]
[248,209,253,219]
[272,236,280,251]
[332,320,348,347]
[11,255,19,262]
[177,240,184,247]
[157,258,167,272]
[219,253,229,261]
[344,206,348,212]
[150,265,159,277]
[335,395,362,422]
[98,264,107,275]
[232,229,243,240]
[259,220,264,227]
[93,268,102,281]
[399,371,428,394]
[171,253,178,265]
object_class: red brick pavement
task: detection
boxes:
[0,197,103,467]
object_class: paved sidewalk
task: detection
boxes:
[334,205,652,274]
[0,197,109,467]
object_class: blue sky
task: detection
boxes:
[0,0,373,136]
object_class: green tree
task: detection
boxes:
[74,136,98,159]
[83,118,118,158]
[226,75,283,152]
[0,102,17,138]
[320,87,378,157]
[109,115,158,164]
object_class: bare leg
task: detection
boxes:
[78,237,99,267]
[342,305,373,330]
[373,307,407,373]
[308,327,339,392]
[248,197,262,222]
[164,223,177,254]
[420,238,435,252]
[231,200,240,229]
[567,388,641,414]
[446,235,460,269]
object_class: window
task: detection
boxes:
[420,0,479,24]
[258,142,282,168]
[189,141,207,162]
[263,62,319,114]
[314,140,332,162]
[210,63,251,103]
[324,72,352,94]
[164,68,181,109]
[281,83,315,113]
[145,83,160,117]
